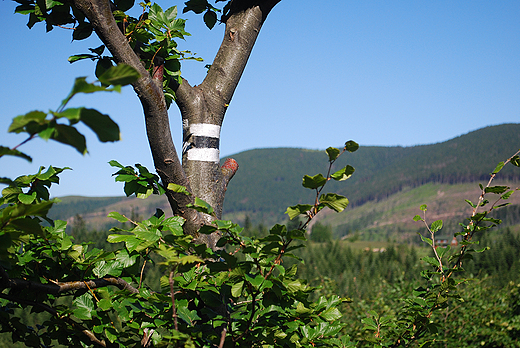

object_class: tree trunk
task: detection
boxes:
[72,0,280,249]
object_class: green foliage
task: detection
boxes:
[1,65,137,159]
[110,161,166,199]
[0,161,353,347]
[288,142,357,222]
[1,81,355,346]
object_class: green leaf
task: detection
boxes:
[97,298,113,311]
[105,327,117,343]
[319,193,349,212]
[325,147,340,161]
[430,220,443,233]
[420,204,427,211]
[176,306,201,326]
[287,229,306,240]
[113,0,134,11]
[80,108,120,142]
[413,215,422,222]
[51,125,87,154]
[285,204,313,220]
[361,317,377,330]
[61,77,118,109]
[164,57,181,75]
[167,183,191,196]
[302,173,327,189]
[203,10,217,29]
[0,146,32,162]
[18,192,37,204]
[68,54,97,63]
[286,280,303,293]
[89,44,106,56]
[72,293,94,320]
[245,274,264,289]
[107,234,133,243]
[320,307,342,322]
[344,140,359,153]
[422,256,440,268]
[187,197,214,215]
[8,111,47,134]
[183,0,207,14]
[54,107,82,123]
[511,155,520,167]
[418,233,433,247]
[97,64,140,86]
[465,199,476,208]
[296,301,312,314]
[231,281,244,298]
[108,160,124,169]
[492,161,505,174]
[437,245,451,258]
[330,165,355,181]
[107,211,128,223]
[95,58,114,81]
[484,186,509,194]
[73,21,93,41]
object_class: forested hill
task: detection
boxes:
[49,123,520,229]
[221,123,520,220]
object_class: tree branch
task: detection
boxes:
[201,0,281,122]
[72,0,204,237]
[0,266,138,294]
[174,1,279,249]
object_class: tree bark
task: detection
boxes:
[73,0,204,237]
[177,0,280,229]
[72,0,280,248]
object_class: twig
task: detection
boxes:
[139,250,150,289]
[218,327,227,348]
[0,266,139,294]
[169,266,178,331]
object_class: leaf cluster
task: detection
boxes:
[286,142,358,223]
[1,144,357,347]
[1,65,138,159]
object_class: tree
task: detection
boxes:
[14,0,280,248]
[3,1,520,347]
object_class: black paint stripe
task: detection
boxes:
[192,136,219,149]
[183,136,220,155]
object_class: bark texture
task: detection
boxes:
[72,0,280,248]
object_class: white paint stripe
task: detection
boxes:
[187,148,220,162]
[190,123,221,138]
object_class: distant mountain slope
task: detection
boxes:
[221,123,520,223]
[49,124,520,235]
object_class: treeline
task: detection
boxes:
[288,227,520,347]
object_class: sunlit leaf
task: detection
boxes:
[319,193,349,212]
[97,64,140,86]
[285,204,313,220]
[302,173,327,189]
[344,140,359,153]
[330,165,355,181]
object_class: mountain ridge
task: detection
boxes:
[48,123,520,239]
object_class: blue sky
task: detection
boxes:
[1,1,519,197]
